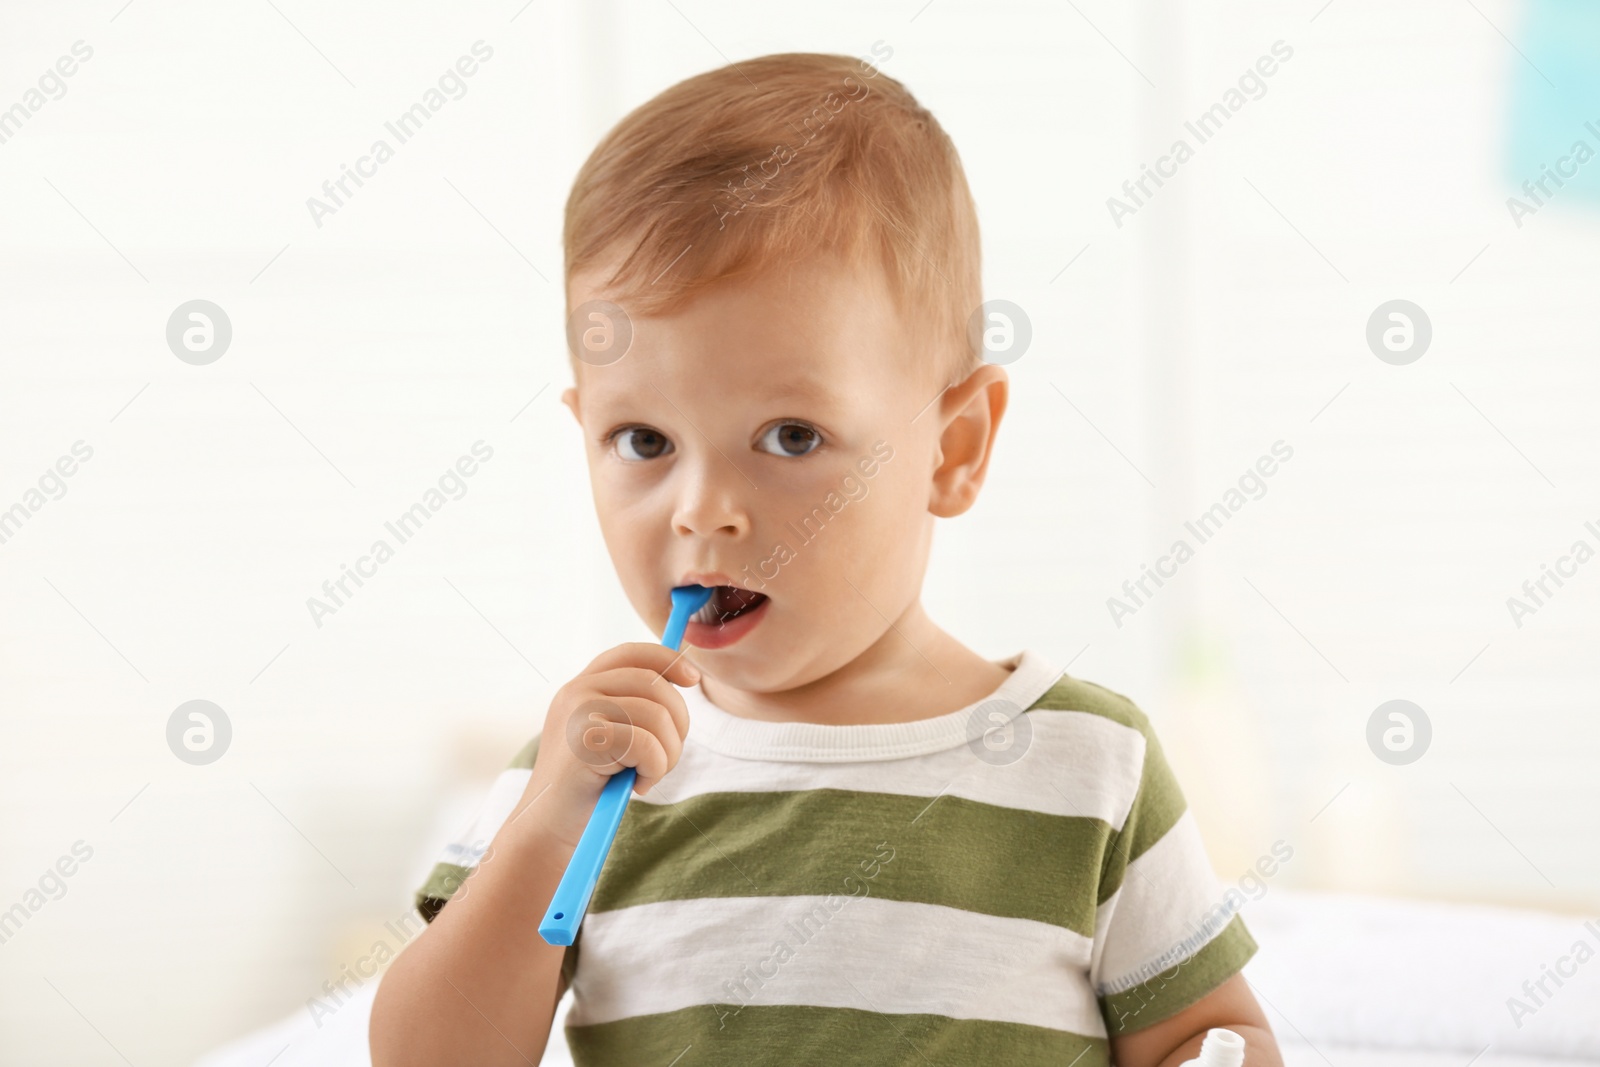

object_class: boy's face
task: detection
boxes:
[563,254,990,694]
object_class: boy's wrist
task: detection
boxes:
[444,810,578,923]
[501,770,595,857]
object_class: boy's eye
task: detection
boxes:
[612,427,672,461]
[756,421,822,457]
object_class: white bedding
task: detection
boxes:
[1241,889,1600,1061]
[1279,1048,1585,1067]
[193,888,1600,1067]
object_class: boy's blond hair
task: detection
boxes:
[563,51,983,383]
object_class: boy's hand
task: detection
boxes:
[525,642,700,849]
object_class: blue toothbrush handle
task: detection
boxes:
[661,608,693,654]
[539,585,709,947]
[538,766,636,946]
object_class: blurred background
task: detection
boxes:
[3,0,1599,1064]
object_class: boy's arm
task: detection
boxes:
[1108,972,1283,1067]
[369,804,577,1067]
[371,642,697,1066]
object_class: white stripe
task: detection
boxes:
[639,709,1146,829]
[437,767,533,869]
[435,711,1146,872]
[566,894,1104,1035]
[677,649,1064,761]
[1088,808,1228,994]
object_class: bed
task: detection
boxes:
[191,886,1600,1066]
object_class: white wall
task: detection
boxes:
[2,0,1596,1063]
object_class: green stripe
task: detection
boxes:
[566,1003,1107,1067]
[575,675,1164,934]
[415,679,1250,1042]
[590,788,1111,936]
[1118,727,1185,864]
[507,734,541,769]
[1029,675,1143,720]
[412,735,542,920]
[1032,677,1191,903]
[1095,737,1187,904]
[415,862,474,920]
[422,679,1185,931]
[414,860,581,988]
[1099,912,1259,1034]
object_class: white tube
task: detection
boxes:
[1184,1027,1246,1067]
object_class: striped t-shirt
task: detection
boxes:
[415,649,1257,1065]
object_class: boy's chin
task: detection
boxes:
[696,637,880,698]
[690,649,794,693]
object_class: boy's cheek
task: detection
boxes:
[594,522,660,605]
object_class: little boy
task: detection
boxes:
[372,52,1281,1067]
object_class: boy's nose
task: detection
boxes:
[671,461,752,539]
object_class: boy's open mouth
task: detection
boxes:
[692,584,768,625]
[684,584,770,649]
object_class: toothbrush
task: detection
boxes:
[538,584,712,946]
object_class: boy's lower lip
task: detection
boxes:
[684,597,770,649]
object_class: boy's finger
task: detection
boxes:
[587,669,690,738]
[596,695,685,765]
[658,651,703,689]
[567,715,670,782]
[584,642,703,685]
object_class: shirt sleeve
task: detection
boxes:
[413,733,580,986]
[1087,697,1258,1034]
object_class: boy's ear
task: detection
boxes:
[929,363,1008,518]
